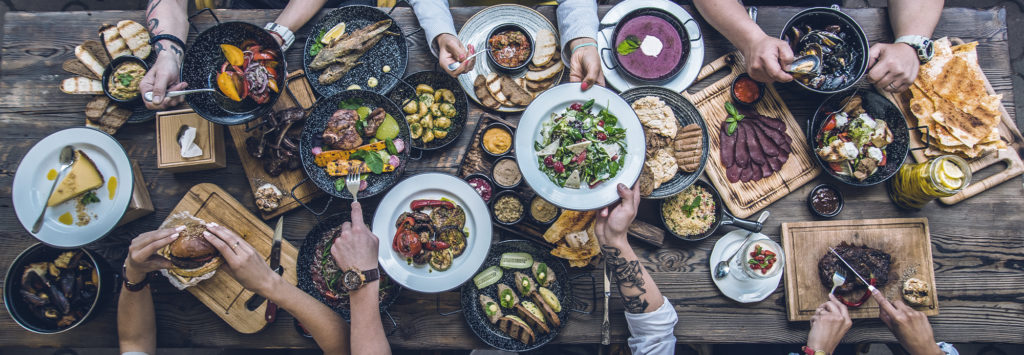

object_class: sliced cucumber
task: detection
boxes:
[499,252,534,269]
[473,265,503,289]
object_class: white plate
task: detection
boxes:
[597,0,704,93]
[13,127,134,248]
[456,4,564,112]
[709,230,783,303]
[373,173,492,293]
[515,83,646,211]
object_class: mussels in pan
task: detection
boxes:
[784,24,862,91]
[17,251,98,329]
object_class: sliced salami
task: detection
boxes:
[744,121,767,166]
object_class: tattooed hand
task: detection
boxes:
[594,184,641,249]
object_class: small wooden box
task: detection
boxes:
[155,109,227,172]
[117,161,154,226]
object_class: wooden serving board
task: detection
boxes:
[228,70,321,219]
[457,113,665,248]
[781,218,938,321]
[164,183,299,333]
[883,39,1024,205]
[681,53,820,218]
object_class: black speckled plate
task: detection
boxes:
[620,86,709,199]
[296,211,401,321]
[181,21,285,125]
[299,89,410,199]
[303,6,408,97]
[809,88,910,187]
[386,71,468,151]
[460,239,571,352]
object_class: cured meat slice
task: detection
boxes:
[719,120,736,168]
[744,121,767,166]
[750,119,790,154]
[734,122,750,167]
[739,162,754,182]
[754,115,787,133]
[767,155,784,171]
[726,163,742,183]
[759,159,773,178]
[750,122,780,157]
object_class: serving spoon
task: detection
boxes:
[446,44,489,71]
[713,211,770,280]
[143,88,217,102]
[32,145,75,234]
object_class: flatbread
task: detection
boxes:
[645,148,678,186]
[543,210,595,244]
[532,29,557,67]
[631,96,678,138]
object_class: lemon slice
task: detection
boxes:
[321,22,346,45]
[937,173,962,190]
[940,159,964,179]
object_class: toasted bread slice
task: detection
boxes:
[83,40,110,67]
[63,59,100,80]
[61,77,103,95]
[529,291,561,327]
[87,105,132,134]
[100,24,131,59]
[515,302,550,334]
[526,77,553,93]
[473,74,501,109]
[85,96,111,121]
[532,29,557,67]
[497,315,535,344]
[75,44,107,79]
[117,20,151,59]
[501,76,533,106]
[525,59,563,82]
[485,73,511,107]
[529,51,560,71]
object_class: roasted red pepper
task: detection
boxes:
[410,199,455,211]
[835,273,878,307]
[423,240,450,251]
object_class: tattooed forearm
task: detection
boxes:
[148,18,160,33]
[603,245,649,313]
[146,0,162,19]
[153,41,182,59]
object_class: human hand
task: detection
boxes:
[568,38,605,91]
[202,222,280,295]
[806,294,853,354]
[331,202,380,272]
[866,42,920,93]
[124,227,182,281]
[594,184,640,249]
[873,291,944,355]
[139,52,187,110]
[437,33,474,77]
[738,34,794,83]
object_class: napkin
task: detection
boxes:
[179,126,203,158]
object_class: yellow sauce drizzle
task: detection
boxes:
[47,169,57,180]
[58,212,73,225]
[107,176,118,200]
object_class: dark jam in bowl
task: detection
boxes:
[467,177,493,202]
[809,184,842,217]
[615,14,684,81]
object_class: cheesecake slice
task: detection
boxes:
[47,150,104,206]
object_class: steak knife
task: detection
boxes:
[601,262,610,345]
[265,216,284,323]
[829,247,877,293]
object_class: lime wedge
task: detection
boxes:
[321,22,346,45]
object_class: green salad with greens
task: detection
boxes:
[534,99,627,189]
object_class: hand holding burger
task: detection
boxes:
[202,222,281,295]
[124,227,183,282]
[159,218,224,279]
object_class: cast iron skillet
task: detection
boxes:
[460,239,571,352]
[299,89,411,199]
[779,6,869,94]
[659,179,763,242]
[809,88,913,187]
[296,211,401,321]
[181,13,284,125]
[620,86,709,199]
[606,7,693,83]
[303,5,409,97]
[385,70,468,151]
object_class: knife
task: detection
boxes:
[601,262,611,346]
[829,247,877,293]
[264,216,284,323]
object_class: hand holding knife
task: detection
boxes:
[265,216,284,323]
[829,247,877,293]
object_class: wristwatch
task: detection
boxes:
[801,346,827,355]
[340,268,380,292]
[122,265,152,292]
[895,35,934,64]
[264,22,295,51]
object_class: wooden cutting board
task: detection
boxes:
[781,218,938,321]
[681,53,820,218]
[228,70,321,219]
[882,38,1024,205]
[164,183,299,333]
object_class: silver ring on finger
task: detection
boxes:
[231,241,240,253]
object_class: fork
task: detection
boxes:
[829,269,847,295]
[345,169,361,202]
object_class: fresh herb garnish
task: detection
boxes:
[310,29,326,56]
[616,35,640,56]
[350,150,384,174]
[117,73,134,87]
[80,191,100,205]
[724,101,744,135]
[681,196,701,217]
[334,178,346,192]
[338,98,362,110]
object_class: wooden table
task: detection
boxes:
[2,5,1023,349]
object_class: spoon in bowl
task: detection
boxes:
[143,88,217,102]
[32,145,76,234]
[446,44,489,71]
[713,211,770,280]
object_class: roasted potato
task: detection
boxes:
[434,88,455,104]
[439,103,456,117]
[418,93,435,106]
[416,84,435,95]
[403,99,418,114]
[430,103,443,117]
[417,101,429,116]
[433,129,449,139]
[421,114,434,130]
[406,114,420,124]
[409,123,423,139]
[435,115,451,129]
[421,129,435,143]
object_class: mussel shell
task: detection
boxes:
[788,55,822,76]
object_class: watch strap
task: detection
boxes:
[362,268,380,283]
[801,346,826,355]
[264,22,295,51]
[122,265,152,292]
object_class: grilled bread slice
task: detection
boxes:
[497,315,535,344]
[75,44,107,79]
[515,302,550,334]
[100,24,131,59]
[117,20,152,59]
[529,291,561,327]
[63,59,100,80]
[473,74,501,109]
[501,76,533,106]
[85,96,111,121]
[525,59,562,82]
[485,73,512,107]
[86,104,132,135]
[61,77,103,95]
[532,29,557,67]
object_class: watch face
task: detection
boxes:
[924,39,934,57]
[342,270,362,291]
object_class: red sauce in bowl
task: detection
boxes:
[489,30,531,68]
[733,76,761,104]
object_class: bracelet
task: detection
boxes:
[149,34,186,51]
[122,265,152,292]
[571,42,598,57]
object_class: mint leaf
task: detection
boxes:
[723,101,745,136]
[350,150,384,174]
[616,35,640,56]
[338,98,362,110]
[80,191,100,205]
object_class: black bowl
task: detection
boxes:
[730,73,765,106]
[660,180,763,242]
[303,5,408,97]
[386,70,468,151]
[479,122,514,157]
[610,7,690,83]
[491,156,522,189]
[299,90,411,199]
[808,183,844,218]
[527,194,562,226]
[3,243,114,334]
[182,21,284,125]
[486,24,535,74]
[779,6,869,94]
[490,190,525,226]
[464,173,496,203]
[809,89,910,187]
[102,55,149,105]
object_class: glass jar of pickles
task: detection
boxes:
[887,155,971,209]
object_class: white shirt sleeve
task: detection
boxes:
[624,296,677,355]
[408,0,457,57]
[121,352,149,355]
[556,0,599,64]
[938,342,959,355]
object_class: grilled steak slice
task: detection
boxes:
[362,108,386,137]
[323,109,362,150]
[818,243,891,295]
